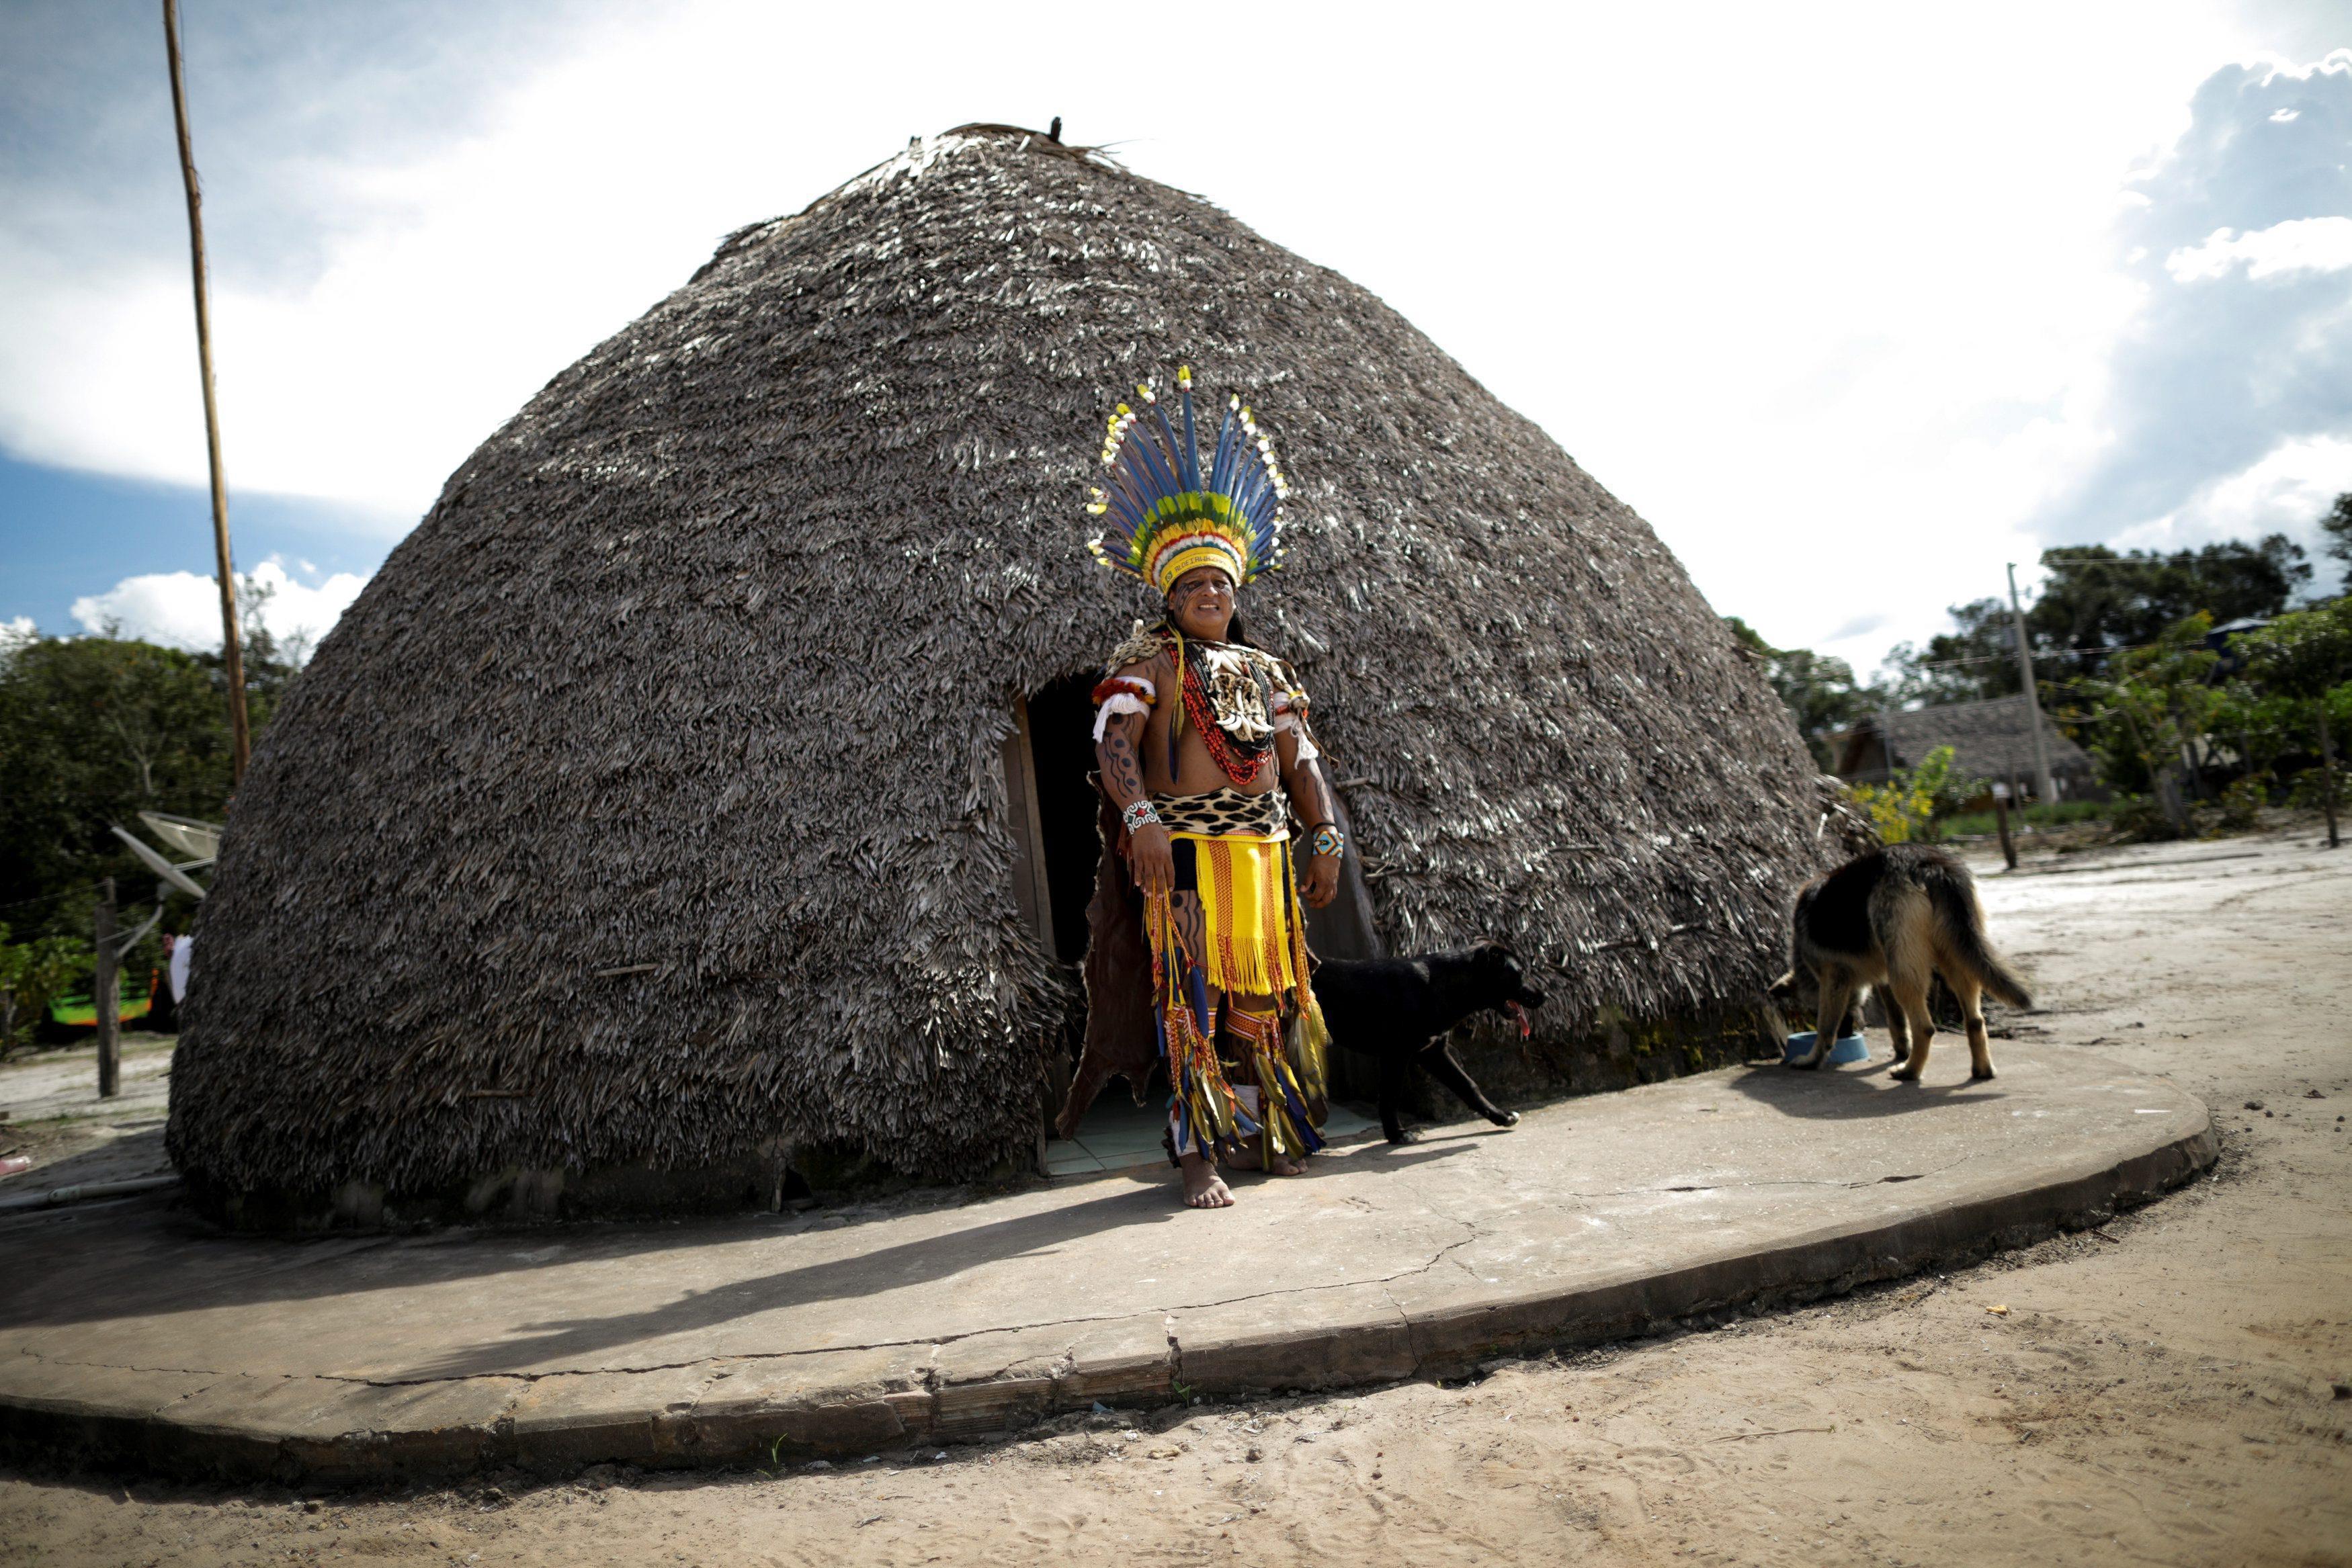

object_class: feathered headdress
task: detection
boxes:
[1085,365,1290,594]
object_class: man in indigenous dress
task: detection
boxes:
[1080,367,1346,1209]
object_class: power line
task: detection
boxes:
[0,885,101,917]
[1885,638,2172,674]
[0,880,189,920]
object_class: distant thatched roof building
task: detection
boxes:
[1835,696,2097,795]
[169,126,1851,1225]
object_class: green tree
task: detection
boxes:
[2230,597,2352,848]
[1881,536,2315,705]
[2062,613,2226,829]
[1724,617,1885,768]
[1881,599,2020,706]
[2029,536,2310,664]
[0,567,312,941]
[0,636,234,941]
[2320,492,2352,596]
[0,922,81,1057]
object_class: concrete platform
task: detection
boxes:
[0,1041,2212,1481]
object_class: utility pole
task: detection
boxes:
[95,879,120,1099]
[2318,699,2340,851]
[2006,562,2056,808]
[163,0,251,785]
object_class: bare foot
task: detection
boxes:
[1268,1154,1307,1177]
[1179,1154,1234,1209]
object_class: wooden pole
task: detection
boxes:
[95,879,121,1099]
[163,0,250,785]
[1994,790,2017,871]
[2319,699,2340,851]
[2007,563,2054,807]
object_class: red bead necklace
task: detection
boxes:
[1180,657,1273,788]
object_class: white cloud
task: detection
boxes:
[2110,433,2352,562]
[2165,216,2352,281]
[0,615,34,654]
[70,558,366,653]
[2022,50,2352,565]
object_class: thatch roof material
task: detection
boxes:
[1838,697,2096,787]
[169,127,1848,1213]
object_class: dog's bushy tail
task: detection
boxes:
[1928,867,2032,1008]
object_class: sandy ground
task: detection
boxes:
[0,1035,175,1194]
[2,824,2345,1567]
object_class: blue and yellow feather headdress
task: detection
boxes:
[1085,365,1290,594]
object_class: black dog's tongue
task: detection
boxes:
[1506,1000,1532,1039]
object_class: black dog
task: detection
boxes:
[1312,940,1546,1143]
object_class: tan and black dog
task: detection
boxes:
[1770,844,2031,1082]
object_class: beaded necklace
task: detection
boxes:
[1179,652,1274,788]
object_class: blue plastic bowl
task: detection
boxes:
[1786,1030,1871,1066]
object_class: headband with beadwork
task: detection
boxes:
[1084,365,1290,594]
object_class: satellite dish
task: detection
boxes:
[111,813,221,901]
[138,811,220,863]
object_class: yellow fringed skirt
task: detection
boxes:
[1149,829,1330,1164]
[1172,830,1309,1000]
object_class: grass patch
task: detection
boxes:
[1939,800,2111,838]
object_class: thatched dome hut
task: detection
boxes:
[169,126,1853,1226]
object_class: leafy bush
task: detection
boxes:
[2286,763,2350,812]
[1846,745,1981,843]
[0,922,83,1058]
[2107,794,2180,842]
[2212,775,2267,833]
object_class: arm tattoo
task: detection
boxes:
[1099,722,1147,805]
[1096,658,1162,808]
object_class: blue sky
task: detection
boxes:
[0,453,391,642]
[3,2,2348,669]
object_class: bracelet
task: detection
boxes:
[1310,823,1345,860]
[1122,799,1163,834]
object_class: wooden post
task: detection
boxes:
[2006,563,2054,808]
[1994,791,2017,870]
[163,0,251,785]
[2319,699,2340,851]
[95,879,120,1099]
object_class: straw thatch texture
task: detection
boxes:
[1836,697,2097,789]
[169,127,1848,1214]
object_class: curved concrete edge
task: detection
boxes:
[0,1111,2217,1484]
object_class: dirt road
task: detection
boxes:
[0,1033,175,1194]
[3,826,2344,1567]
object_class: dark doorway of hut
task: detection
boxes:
[1003,672,1138,1171]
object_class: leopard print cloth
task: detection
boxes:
[1152,787,1290,836]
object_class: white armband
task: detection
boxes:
[1091,675,1157,744]
[1093,693,1151,744]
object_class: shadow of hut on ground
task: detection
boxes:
[0,1139,1472,1346]
[398,1139,1474,1381]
